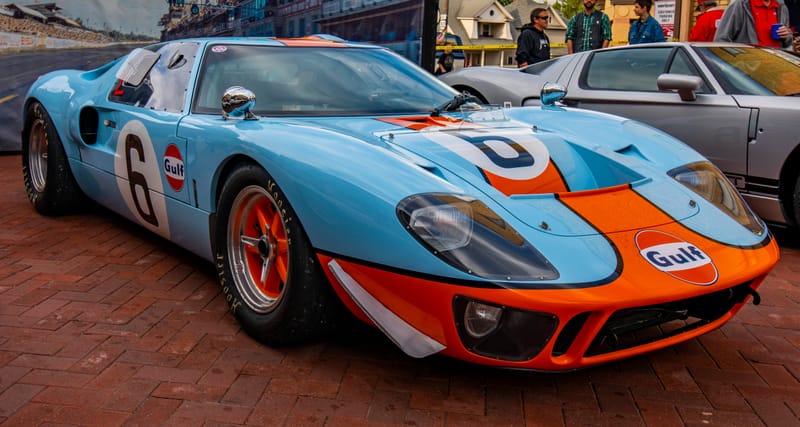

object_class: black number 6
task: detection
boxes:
[125,134,159,227]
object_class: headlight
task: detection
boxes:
[397,194,559,281]
[453,296,558,361]
[668,161,765,235]
[464,300,503,338]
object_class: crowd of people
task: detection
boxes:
[512,0,798,69]
[0,13,111,45]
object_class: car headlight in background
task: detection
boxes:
[668,161,765,235]
[397,194,559,281]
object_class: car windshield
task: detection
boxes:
[193,44,458,116]
[696,46,800,96]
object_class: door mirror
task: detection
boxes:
[222,86,258,120]
[540,82,567,106]
[657,74,703,101]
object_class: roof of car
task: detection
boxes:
[167,35,380,49]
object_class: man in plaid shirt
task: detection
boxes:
[566,0,612,53]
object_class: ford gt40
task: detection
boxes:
[21,37,779,370]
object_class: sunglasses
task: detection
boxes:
[536,15,549,20]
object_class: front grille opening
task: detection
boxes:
[552,312,590,356]
[586,281,754,356]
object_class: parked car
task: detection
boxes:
[439,42,800,229]
[22,37,778,370]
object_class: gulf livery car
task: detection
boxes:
[21,37,778,370]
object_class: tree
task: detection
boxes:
[498,0,514,5]
[553,0,584,20]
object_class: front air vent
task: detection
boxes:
[551,312,590,356]
[586,281,754,356]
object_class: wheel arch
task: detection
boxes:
[450,85,488,104]
[20,97,44,142]
[209,154,261,253]
[778,140,800,227]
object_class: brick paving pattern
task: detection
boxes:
[0,153,798,426]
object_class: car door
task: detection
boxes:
[80,42,199,237]
[560,46,753,179]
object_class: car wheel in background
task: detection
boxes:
[214,164,342,345]
[452,86,488,104]
[21,102,86,215]
[793,174,800,229]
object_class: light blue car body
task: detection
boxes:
[23,37,767,288]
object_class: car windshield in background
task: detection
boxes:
[193,44,457,116]
[697,46,800,96]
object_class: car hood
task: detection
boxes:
[301,111,699,237]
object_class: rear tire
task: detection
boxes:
[214,164,341,345]
[21,102,86,215]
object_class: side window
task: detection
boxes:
[582,48,673,91]
[667,48,712,94]
[109,42,199,113]
[108,48,159,108]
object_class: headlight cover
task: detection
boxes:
[668,161,765,235]
[397,194,559,281]
[453,296,558,361]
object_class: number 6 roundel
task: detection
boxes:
[113,120,171,238]
[422,129,550,180]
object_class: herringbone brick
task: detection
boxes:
[1,150,798,426]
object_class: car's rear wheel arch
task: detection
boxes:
[21,100,86,215]
[780,141,800,228]
[451,85,488,104]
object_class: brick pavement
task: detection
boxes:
[0,152,798,426]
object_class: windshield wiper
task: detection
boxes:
[430,93,481,117]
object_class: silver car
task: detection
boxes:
[439,42,800,229]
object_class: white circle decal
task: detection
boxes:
[422,129,550,180]
[114,120,170,239]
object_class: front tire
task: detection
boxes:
[215,164,341,345]
[21,101,85,215]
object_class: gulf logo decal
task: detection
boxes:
[635,230,718,286]
[163,144,185,192]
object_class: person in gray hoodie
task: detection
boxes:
[714,0,794,49]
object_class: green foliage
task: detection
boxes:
[498,0,514,5]
[553,0,584,21]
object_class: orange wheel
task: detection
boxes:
[228,185,289,312]
[214,164,344,345]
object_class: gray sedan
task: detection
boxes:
[439,42,800,229]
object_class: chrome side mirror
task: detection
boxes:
[657,73,703,101]
[222,86,258,120]
[540,82,567,106]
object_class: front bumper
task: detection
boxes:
[317,226,778,371]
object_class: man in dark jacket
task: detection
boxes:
[516,8,551,67]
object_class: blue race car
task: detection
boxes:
[21,37,778,370]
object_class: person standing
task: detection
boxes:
[628,0,667,44]
[516,8,551,67]
[566,0,613,53]
[435,41,455,75]
[689,0,725,41]
[714,0,793,49]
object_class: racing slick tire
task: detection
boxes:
[21,101,86,215]
[214,163,342,345]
